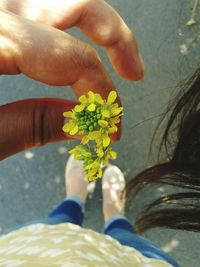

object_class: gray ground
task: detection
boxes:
[0,0,200,266]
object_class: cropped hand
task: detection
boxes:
[0,0,144,81]
[0,1,144,159]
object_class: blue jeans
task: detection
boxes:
[9,197,180,267]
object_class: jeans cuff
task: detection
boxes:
[65,196,85,213]
[103,214,131,232]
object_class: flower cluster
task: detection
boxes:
[62,91,123,181]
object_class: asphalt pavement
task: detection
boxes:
[0,1,200,266]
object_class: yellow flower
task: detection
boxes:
[103,148,117,166]
[63,90,123,181]
[87,103,96,111]
[98,120,108,128]
[62,120,78,135]
[69,146,91,160]
[102,132,110,148]
[85,160,102,181]
[96,146,104,158]
[79,91,104,106]
[107,91,117,104]
[63,111,74,118]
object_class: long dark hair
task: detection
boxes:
[126,68,200,233]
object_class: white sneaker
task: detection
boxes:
[65,155,96,202]
[102,165,126,221]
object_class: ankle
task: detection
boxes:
[103,206,125,222]
[104,214,127,226]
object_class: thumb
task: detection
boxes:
[0,98,78,160]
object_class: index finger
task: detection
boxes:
[77,0,145,80]
[54,0,145,81]
[55,0,145,80]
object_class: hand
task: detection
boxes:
[0,1,144,159]
[0,0,144,81]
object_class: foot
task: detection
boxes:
[102,165,126,222]
[65,155,89,203]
